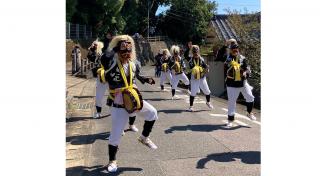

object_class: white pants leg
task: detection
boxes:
[137,100,158,121]
[199,76,211,95]
[166,71,173,85]
[172,73,189,89]
[172,74,180,90]
[95,78,109,107]
[160,71,172,86]
[241,80,255,103]
[108,107,129,146]
[108,100,157,146]
[190,78,200,97]
[180,73,190,86]
[160,71,166,86]
[227,86,241,116]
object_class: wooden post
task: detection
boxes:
[81,59,84,75]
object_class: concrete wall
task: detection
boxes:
[203,54,226,96]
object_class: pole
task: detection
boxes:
[147,0,149,40]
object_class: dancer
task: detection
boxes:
[87,40,107,118]
[169,45,190,99]
[99,35,158,172]
[154,49,162,77]
[159,49,172,91]
[187,45,213,112]
[225,43,256,127]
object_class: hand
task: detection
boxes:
[148,78,155,84]
[242,71,247,78]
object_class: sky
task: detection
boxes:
[156,0,261,15]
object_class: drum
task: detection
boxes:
[173,61,181,73]
[191,66,203,80]
[161,63,168,72]
[122,87,143,113]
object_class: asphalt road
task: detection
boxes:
[66,65,260,176]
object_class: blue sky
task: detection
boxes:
[156,0,260,15]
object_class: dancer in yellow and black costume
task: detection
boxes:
[159,49,172,90]
[168,45,190,99]
[98,35,158,173]
[187,45,213,112]
[224,44,256,127]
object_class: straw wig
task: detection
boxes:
[191,45,200,56]
[170,45,180,55]
[108,35,136,60]
[89,40,104,55]
[162,48,171,56]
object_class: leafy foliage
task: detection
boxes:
[157,0,217,44]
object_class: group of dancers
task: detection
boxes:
[85,35,256,172]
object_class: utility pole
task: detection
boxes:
[147,0,150,40]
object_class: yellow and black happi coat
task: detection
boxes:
[188,57,208,79]
[169,56,185,75]
[99,54,146,113]
[225,54,250,88]
[160,56,170,72]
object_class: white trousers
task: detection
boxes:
[172,73,190,89]
[95,78,109,107]
[160,71,172,86]
[190,76,211,96]
[108,100,158,146]
[227,81,255,116]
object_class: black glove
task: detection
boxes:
[147,78,155,85]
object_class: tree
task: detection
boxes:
[157,0,217,44]
[66,0,77,22]
[120,0,171,36]
[67,0,125,37]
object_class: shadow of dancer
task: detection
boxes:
[66,132,110,145]
[196,151,261,169]
[164,124,250,134]
[66,114,110,123]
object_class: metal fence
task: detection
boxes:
[147,36,168,42]
[66,22,93,39]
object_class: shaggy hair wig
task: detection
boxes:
[89,40,104,55]
[107,35,136,61]
[170,45,180,55]
[191,45,200,56]
[162,48,171,56]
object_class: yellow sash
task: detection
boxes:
[230,58,241,81]
[175,61,181,73]
[162,63,168,71]
[109,60,141,109]
[191,58,203,79]
[97,64,106,83]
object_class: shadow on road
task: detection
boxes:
[144,98,172,101]
[164,124,250,134]
[158,109,210,114]
[66,114,110,123]
[140,90,163,93]
[66,132,110,145]
[66,165,143,176]
[196,151,261,169]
